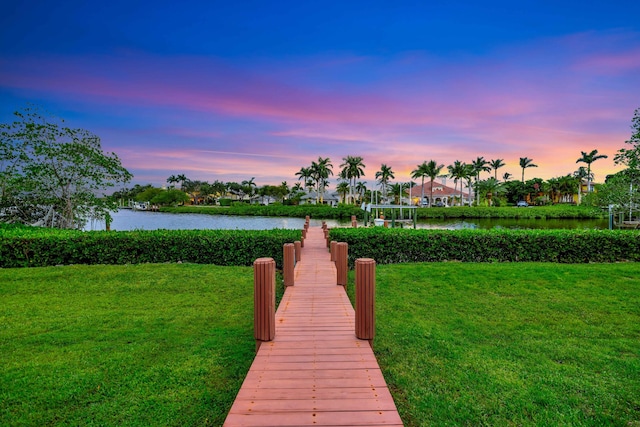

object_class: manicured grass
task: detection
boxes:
[347,263,640,426]
[0,264,285,426]
[3,262,638,426]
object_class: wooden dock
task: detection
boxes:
[223,227,403,426]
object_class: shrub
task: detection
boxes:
[329,227,640,265]
[0,225,299,268]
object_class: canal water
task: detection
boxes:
[84,209,608,231]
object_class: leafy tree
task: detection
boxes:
[519,157,538,182]
[151,189,190,206]
[0,106,132,228]
[613,108,640,216]
[375,164,395,203]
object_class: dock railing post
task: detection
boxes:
[330,240,337,262]
[283,243,295,287]
[336,242,348,287]
[294,240,302,263]
[254,257,275,351]
[355,258,376,348]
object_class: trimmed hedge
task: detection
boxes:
[161,204,604,220]
[329,227,640,264]
[0,225,299,268]
[161,204,362,219]
[413,205,604,219]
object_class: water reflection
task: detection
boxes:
[84,209,608,231]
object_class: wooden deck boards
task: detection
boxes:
[223,227,402,426]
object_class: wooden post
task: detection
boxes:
[330,241,337,262]
[283,243,295,287]
[254,257,275,351]
[294,240,302,263]
[351,220,357,228]
[300,236,304,248]
[305,215,310,222]
[336,242,348,287]
[302,228,307,239]
[355,258,376,348]
[351,215,357,222]
[322,221,327,230]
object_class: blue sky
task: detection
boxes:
[2,1,639,187]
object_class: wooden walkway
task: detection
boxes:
[224,227,403,426]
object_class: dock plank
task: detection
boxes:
[223,227,402,426]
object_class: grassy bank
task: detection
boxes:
[2,262,638,426]
[162,203,605,219]
[347,263,640,426]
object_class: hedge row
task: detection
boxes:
[0,225,300,268]
[329,228,640,264]
[162,204,604,220]
[161,204,362,219]
[412,205,604,219]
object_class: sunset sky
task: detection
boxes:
[1,1,639,190]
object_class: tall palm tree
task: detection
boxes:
[310,157,333,203]
[411,161,430,206]
[447,161,465,206]
[339,155,366,204]
[490,159,506,180]
[463,163,475,206]
[472,157,491,206]
[519,157,538,182]
[576,149,608,195]
[425,160,444,208]
[503,172,512,181]
[411,161,442,206]
[375,164,395,203]
[355,181,367,204]
[573,166,593,204]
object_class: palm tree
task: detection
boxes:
[573,166,593,204]
[355,181,367,204]
[503,172,512,181]
[477,177,503,206]
[472,157,491,206]
[176,174,188,190]
[411,162,430,206]
[447,161,465,206]
[388,183,407,205]
[241,177,257,199]
[463,163,475,206]
[490,159,506,180]
[412,161,444,207]
[336,181,349,204]
[375,164,395,203]
[295,167,312,192]
[166,175,178,189]
[310,157,333,203]
[339,156,366,204]
[576,149,608,195]
[519,157,538,182]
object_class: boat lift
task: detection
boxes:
[361,203,417,228]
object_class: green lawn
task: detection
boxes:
[347,263,640,426]
[0,264,265,426]
[2,262,639,426]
